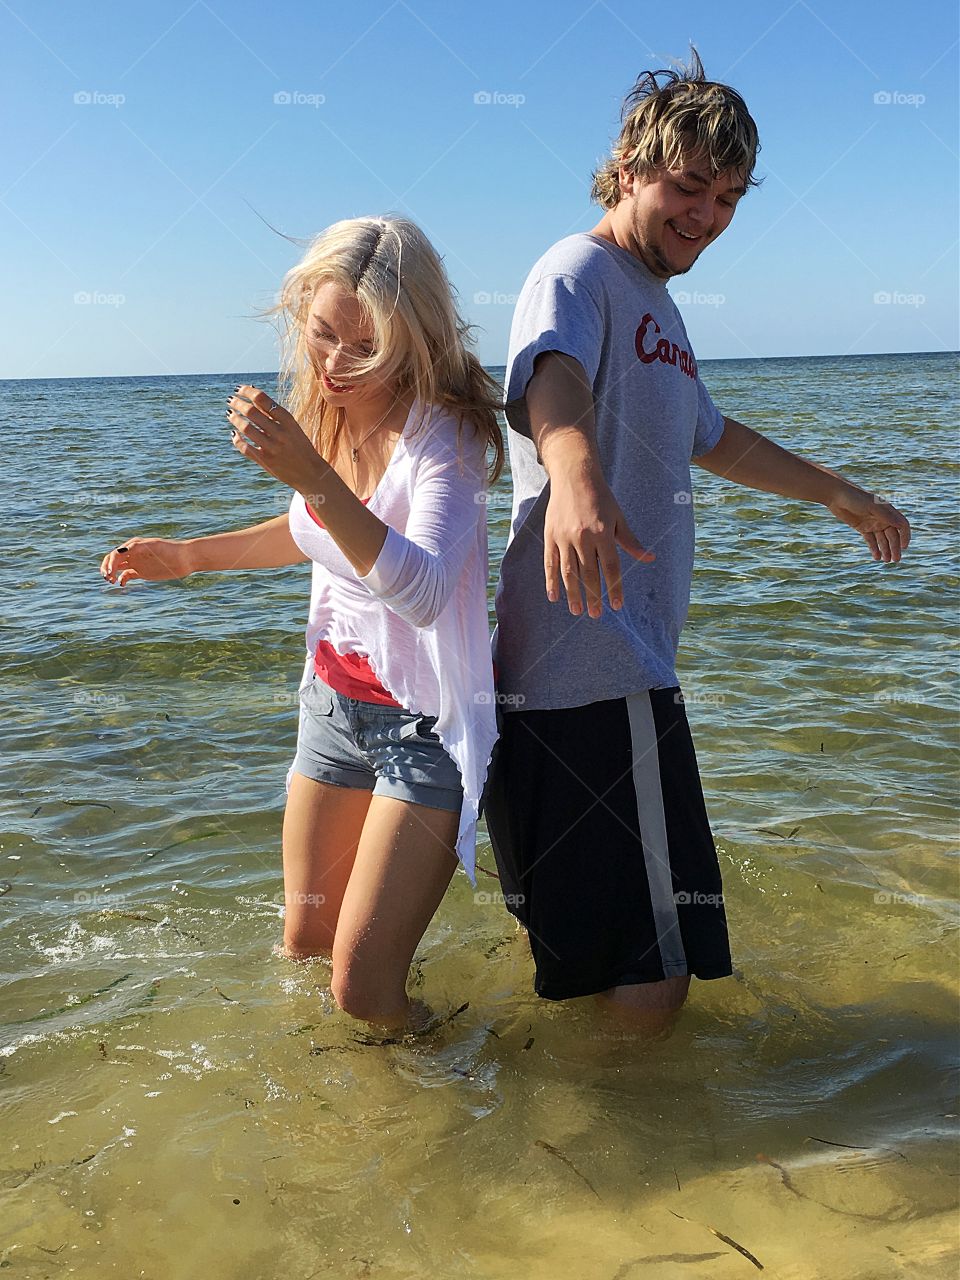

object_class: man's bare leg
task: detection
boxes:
[594,974,691,1035]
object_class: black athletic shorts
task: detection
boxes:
[482,689,733,1001]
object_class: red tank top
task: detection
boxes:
[305,498,403,708]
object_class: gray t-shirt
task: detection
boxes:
[493,232,725,710]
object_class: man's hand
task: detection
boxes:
[525,351,655,618]
[826,485,911,563]
[697,417,912,564]
[544,462,654,616]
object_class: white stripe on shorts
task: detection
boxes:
[625,691,687,974]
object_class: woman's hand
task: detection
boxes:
[826,484,911,563]
[100,537,194,586]
[227,385,325,497]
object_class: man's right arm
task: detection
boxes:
[525,351,654,617]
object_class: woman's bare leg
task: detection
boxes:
[279,772,372,958]
[331,796,460,1027]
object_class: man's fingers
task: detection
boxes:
[598,547,624,611]
[615,524,656,563]
[559,555,585,616]
[544,543,561,603]
[880,525,901,563]
[578,551,603,619]
[864,530,882,561]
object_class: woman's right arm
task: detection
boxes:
[100,513,309,586]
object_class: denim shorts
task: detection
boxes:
[292,673,463,814]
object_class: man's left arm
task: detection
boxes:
[694,416,911,564]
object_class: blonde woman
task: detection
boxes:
[100,216,504,1029]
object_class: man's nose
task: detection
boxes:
[690,192,713,227]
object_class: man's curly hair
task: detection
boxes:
[591,47,761,208]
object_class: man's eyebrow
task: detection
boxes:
[678,169,747,196]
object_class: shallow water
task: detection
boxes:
[1,353,958,1277]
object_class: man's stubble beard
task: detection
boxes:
[630,207,693,281]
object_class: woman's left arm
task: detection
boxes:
[228,387,486,625]
[359,426,487,628]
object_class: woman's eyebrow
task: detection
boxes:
[308,317,373,348]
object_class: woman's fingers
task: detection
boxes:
[100,537,187,584]
[101,538,135,581]
[226,405,266,448]
[228,386,284,439]
[234,384,287,422]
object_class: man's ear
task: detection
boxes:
[617,164,636,199]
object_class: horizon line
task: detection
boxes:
[0,348,956,383]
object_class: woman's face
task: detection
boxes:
[305,280,394,407]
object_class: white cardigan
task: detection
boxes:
[284,401,498,885]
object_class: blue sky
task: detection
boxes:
[2,0,957,378]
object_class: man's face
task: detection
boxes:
[619,157,746,279]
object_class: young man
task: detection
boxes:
[484,54,910,1032]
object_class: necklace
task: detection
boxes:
[346,400,400,473]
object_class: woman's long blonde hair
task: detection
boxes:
[261,215,504,482]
